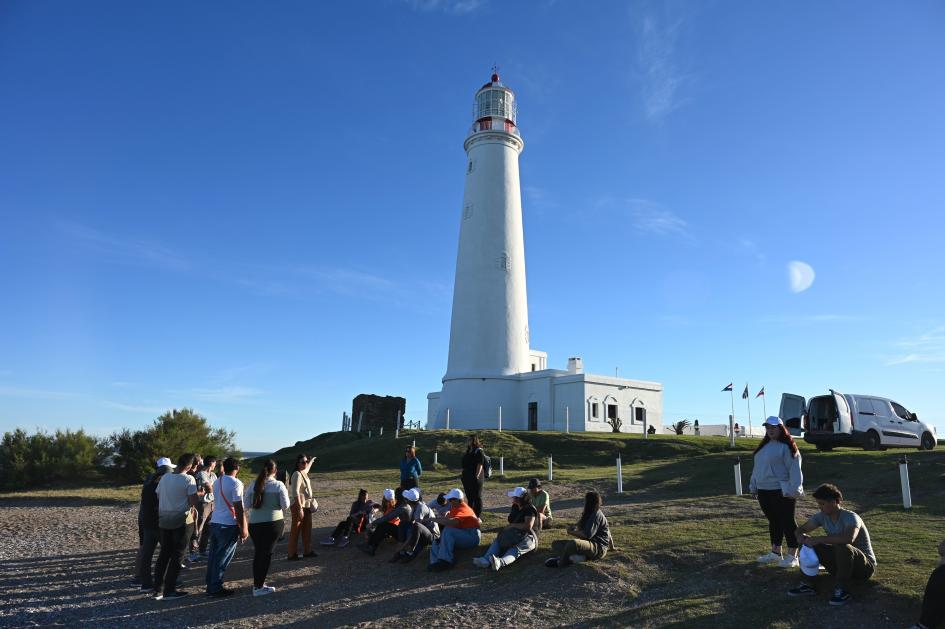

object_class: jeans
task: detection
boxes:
[757,490,798,549]
[480,532,537,569]
[205,523,240,594]
[430,527,480,565]
[551,538,606,566]
[803,543,874,589]
[154,522,193,595]
[135,526,161,588]
[249,520,285,589]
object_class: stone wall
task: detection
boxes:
[351,394,406,432]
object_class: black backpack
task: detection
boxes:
[478,448,492,479]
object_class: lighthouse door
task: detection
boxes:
[528,403,538,431]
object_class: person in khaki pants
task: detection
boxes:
[287,454,316,560]
[545,490,612,569]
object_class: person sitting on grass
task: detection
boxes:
[428,492,451,518]
[545,490,612,569]
[389,487,435,563]
[473,486,538,572]
[359,488,410,556]
[910,539,945,629]
[527,478,553,529]
[787,483,876,606]
[428,488,481,572]
[322,489,374,548]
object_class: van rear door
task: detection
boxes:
[780,394,807,434]
[831,389,853,434]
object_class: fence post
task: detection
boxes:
[395,428,399,439]
[368,430,372,439]
[565,406,570,434]
[728,414,735,448]
[616,453,623,493]
[380,426,384,436]
[434,450,438,465]
[900,455,913,509]
[733,457,743,496]
[548,454,553,481]
[446,408,450,430]
[358,411,363,433]
[499,456,504,477]
[498,406,502,432]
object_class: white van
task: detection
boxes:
[780,389,936,451]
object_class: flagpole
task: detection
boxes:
[762,393,767,419]
[746,382,752,436]
[730,389,735,425]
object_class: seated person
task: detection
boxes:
[527,478,552,528]
[545,490,611,568]
[912,539,945,629]
[788,483,876,606]
[428,488,481,572]
[428,492,451,518]
[321,488,373,548]
[390,487,437,563]
[473,486,538,572]
[359,488,412,556]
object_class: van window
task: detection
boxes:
[856,397,874,415]
[870,399,890,418]
[891,402,911,420]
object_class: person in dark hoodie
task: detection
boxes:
[321,489,374,548]
[134,457,174,592]
[359,488,412,556]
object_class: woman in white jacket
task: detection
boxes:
[750,416,804,568]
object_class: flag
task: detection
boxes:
[722,383,733,392]
[756,386,765,398]
[742,385,749,399]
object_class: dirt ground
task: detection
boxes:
[0,478,636,628]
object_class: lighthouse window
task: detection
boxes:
[498,253,511,272]
[467,159,474,173]
[463,203,473,220]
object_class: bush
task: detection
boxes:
[0,428,107,489]
[107,408,240,483]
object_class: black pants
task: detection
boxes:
[402,476,418,490]
[331,514,365,539]
[154,522,193,595]
[919,565,945,628]
[368,522,399,547]
[249,520,285,589]
[405,522,435,554]
[462,475,483,517]
[135,526,161,588]
[757,489,797,549]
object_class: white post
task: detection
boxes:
[565,406,570,434]
[499,456,504,476]
[412,439,416,448]
[498,406,502,432]
[548,454,553,481]
[380,426,384,436]
[368,430,372,439]
[395,428,399,439]
[358,411,363,433]
[728,414,735,448]
[616,453,623,493]
[734,457,743,496]
[446,408,450,430]
[434,450,438,465]
[900,455,913,509]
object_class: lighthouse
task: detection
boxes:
[427,72,665,433]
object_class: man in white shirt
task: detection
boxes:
[204,457,248,597]
[153,453,199,600]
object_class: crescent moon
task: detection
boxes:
[788,261,815,293]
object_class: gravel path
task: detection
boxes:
[0,482,633,628]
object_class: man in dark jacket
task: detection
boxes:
[134,457,174,592]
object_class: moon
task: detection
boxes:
[788,261,815,293]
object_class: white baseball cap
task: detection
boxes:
[155,456,176,469]
[443,488,465,501]
[507,487,527,498]
[402,488,421,502]
[763,416,783,427]
[799,545,820,577]
[383,488,396,501]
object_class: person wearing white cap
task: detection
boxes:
[428,488,481,571]
[133,458,175,592]
[473,487,538,572]
[389,487,436,563]
[750,416,805,569]
[359,488,411,556]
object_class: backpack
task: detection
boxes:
[478,448,492,479]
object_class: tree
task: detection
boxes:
[108,408,240,483]
[606,415,623,433]
[0,428,107,489]
[668,420,692,435]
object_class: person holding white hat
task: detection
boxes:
[359,488,411,556]
[428,488,481,572]
[750,415,805,569]
[473,486,538,572]
[389,487,436,563]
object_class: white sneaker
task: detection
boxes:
[489,554,503,572]
[756,551,782,564]
[472,557,489,568]
[778,556,799,568]
[253,586,276,597]
[569,554,586,563]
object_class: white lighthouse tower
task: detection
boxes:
[427,72,665,433]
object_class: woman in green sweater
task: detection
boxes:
[243,459,290,596]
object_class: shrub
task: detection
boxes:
[0,428,107,489]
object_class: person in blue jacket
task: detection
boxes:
[400,445,422,490]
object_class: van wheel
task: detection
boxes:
[921,432,936,450]
[864,430,881,451]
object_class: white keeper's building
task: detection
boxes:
[426,72,663,434]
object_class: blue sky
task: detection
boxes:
[1,1,944,452]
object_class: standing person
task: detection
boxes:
[322,489,374,548]
[243,459,290,596]
[527,478,553,529]
[400,446,422,490]
[287,454,317,560]
[461,435,486,517]
[473,486,538,572]
[545,490,611,569]
[428,488,481,572]
[134,458,173,592]
[204,457,247,598]
[153,453,199,600]
[750,416,805,568]
[788,483,876,606]
[190,455,218,562]
[911,539,945,629]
